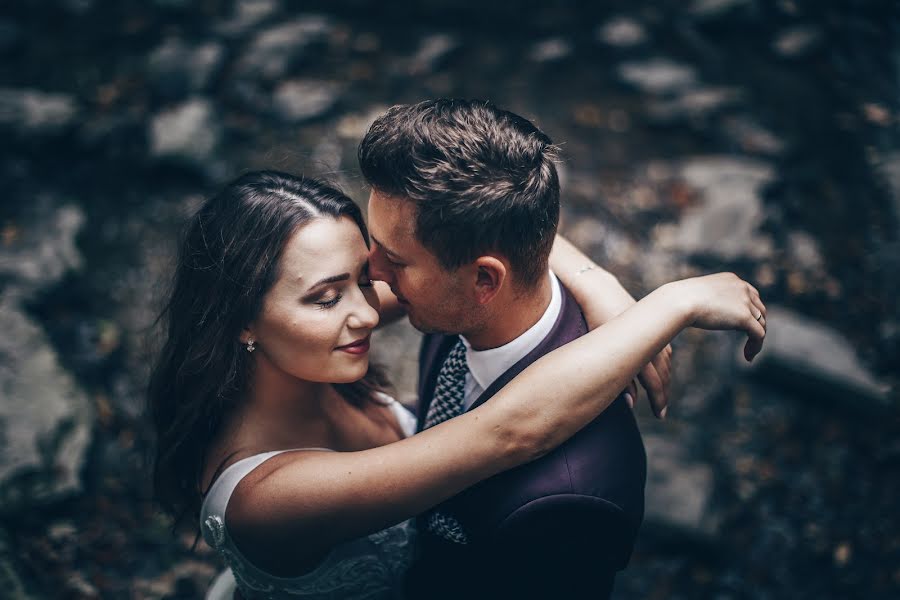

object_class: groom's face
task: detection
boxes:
[366,190,479,335]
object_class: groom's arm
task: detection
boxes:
[550,234,673,419]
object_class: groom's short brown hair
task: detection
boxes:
[358,99,560,288]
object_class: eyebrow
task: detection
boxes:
[371,235,402,260]
[306,273,350,292]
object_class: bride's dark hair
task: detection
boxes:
[148,170,387,529]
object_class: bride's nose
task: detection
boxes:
[347,294,379,330]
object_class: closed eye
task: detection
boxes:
[373,239,404,267]
[316,293,343,309]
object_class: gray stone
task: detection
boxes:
[786,231,824,271]
[353,32,380,53]
[149,98,222,167]
[147,37,225,98]
[214,0,281,38]
[0,203,85,295]
[737,306,892,412]
[639,245,701,291]
[132,559,218,599]
[335,105,390,140]
[689,0,753,19]
[647,86,742,122]
[668,329,741,418]
[643,432,720,540]
[721,116,786,155]
[228,78,270,113]
[309,134,342,172]
[656,156,775,260]
[874,152,900,231]
[0,88,79,136]
[0,203,92,515]
[0,529,30,599]
[529,38,572,63]
[235,16,332,81]
[408,33,460,75]
[564,214,640,271]
[0,295,93,514]
[77,112,143,150]
[272,80,342,123]
[773,26,822,58]
[618,59,697,95]
[596,17,647,48]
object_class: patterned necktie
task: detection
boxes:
[422,338,471,544]
[423,339,468,430]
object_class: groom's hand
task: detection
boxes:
[589,281,672,419]
[635,343,672,419]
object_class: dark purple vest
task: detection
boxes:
[406,284,646,598]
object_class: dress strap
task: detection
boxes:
[200,448,331,547]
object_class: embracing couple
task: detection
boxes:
[149,99,767,599]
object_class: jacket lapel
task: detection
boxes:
[466,284,586,413]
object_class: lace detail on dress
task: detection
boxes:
[370,519,416,578]
[203,509,414,599]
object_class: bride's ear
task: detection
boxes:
[238,327,254,345]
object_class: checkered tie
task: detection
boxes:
[422,338,470,544]
[423,339,468,430]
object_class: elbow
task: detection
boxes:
[495,414,557,465]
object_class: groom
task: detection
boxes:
[360,99,651,599]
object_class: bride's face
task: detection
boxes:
[245,216,380,384]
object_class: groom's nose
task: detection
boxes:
[368,245,394,285]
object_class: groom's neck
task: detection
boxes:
[463,271,553,351]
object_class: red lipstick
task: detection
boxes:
[336,335,370,354]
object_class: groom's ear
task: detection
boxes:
[472,256,506,305]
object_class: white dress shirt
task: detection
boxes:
[460,271,562,411]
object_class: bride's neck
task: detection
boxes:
[231,356,342,449]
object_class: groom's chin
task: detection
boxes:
[406,314,443,335]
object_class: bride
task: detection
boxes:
[148,171,766,599]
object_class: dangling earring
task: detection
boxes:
[246,339,256,353]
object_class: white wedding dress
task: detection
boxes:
[201,395,418,599]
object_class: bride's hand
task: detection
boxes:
[670,273,767,362]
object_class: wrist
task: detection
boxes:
[658,280,698,328]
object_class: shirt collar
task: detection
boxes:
[461,271,562,391]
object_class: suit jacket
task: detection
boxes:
[405,284,647,600]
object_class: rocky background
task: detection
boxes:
[1,0,898,597]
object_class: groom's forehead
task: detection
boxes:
[367,190,416,241]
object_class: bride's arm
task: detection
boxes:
[228,273,765,566]
[550,234,673,418]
